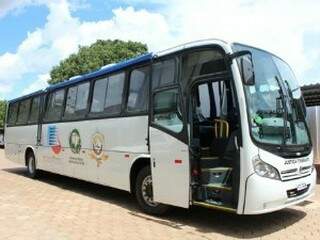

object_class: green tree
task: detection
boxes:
[49,39,148,84]
[0,100,7,128]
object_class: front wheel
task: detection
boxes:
[26,152,37,178]
[135,166,170,215]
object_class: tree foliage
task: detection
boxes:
[48,39,148,84]
[0,100,7,128]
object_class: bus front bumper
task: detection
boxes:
[243,169,317,215]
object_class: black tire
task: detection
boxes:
[26,151,37,178]
[135,166,170,215]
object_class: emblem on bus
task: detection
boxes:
[88,132,108,167]
[48,125,62,155]
[69,129,81,154]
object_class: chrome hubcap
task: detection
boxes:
[141,175,158,207]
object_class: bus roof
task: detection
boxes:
[47,52,154,91]
[9,90,44,104]
[9,39,231,103]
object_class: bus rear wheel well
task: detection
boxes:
[25,148,34,166]
[130,158,151,193]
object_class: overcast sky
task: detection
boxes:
[0,0,319,100]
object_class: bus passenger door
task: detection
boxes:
[149,87,190,208]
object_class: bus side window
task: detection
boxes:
[16,99,31,125]
[64,82,90,119]
[104,72,125,115]
[127,66,149,113]
[90,77,108,114]
[152,59,176,89]
[44,89,65,122]
[28,96,41,124]
[153,88,183,133]
[7,102,19,126]
[90,72,125,116]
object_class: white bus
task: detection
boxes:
[4,39,317,215]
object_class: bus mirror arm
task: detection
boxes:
[228,50,251,60]
[227,51,255,86]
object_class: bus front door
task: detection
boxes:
[149,87,190,208]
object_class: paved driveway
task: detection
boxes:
[0,149,319,240]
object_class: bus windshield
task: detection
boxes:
[233,44,310,148]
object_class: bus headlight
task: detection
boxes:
[252,156,280,180]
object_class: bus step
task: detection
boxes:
[193,201,236,213]
[199,184,234,208]
[199,157,220,168]
[202,183,232,191]
[200,156,219,161]
[200,147,211,157]
[200,167,232,185]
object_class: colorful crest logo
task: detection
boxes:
[69,129,81,154]
[48,125,61,155]
[89,132,108,167]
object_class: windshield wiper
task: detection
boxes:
[275,76,288,145]
[283,80,298,143]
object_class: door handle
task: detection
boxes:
[152,158,156,168]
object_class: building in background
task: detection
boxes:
[302,83,320,172]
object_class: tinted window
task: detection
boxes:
[90,72,125,115]
[44,89,65,122]
[29,96,41,124]
[76,83,90,111]
[153,88,183,133]
[127,67,149,113]
[198,84,211,119]
[105,73,125,114]
[65,86,77,116]
[182,50,226,82]
[152,59,176,89]
[8,102,19,125]
[91,78,107,113]
[212,81,228,118]
[16,99,31,125]
[64,82,90,119]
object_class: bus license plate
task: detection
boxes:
[297,183,307,191]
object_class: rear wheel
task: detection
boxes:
[26,152,37,178]
[135,166,169,215]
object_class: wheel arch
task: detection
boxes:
[129,155,151,193]
[24,146,36,166]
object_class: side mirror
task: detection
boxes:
[230,50,255,86]
[240,54,255,85]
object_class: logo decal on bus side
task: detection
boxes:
[88,132,109,167]
[69,129,81,154]
[48,125,62,155]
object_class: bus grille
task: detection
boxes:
[281,166,312,181]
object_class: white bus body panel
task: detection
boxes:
[36,116,149,191]
[5,125,38,164]
[149,127,190,208]
[244,169,316,214]
[243,149,316,214]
